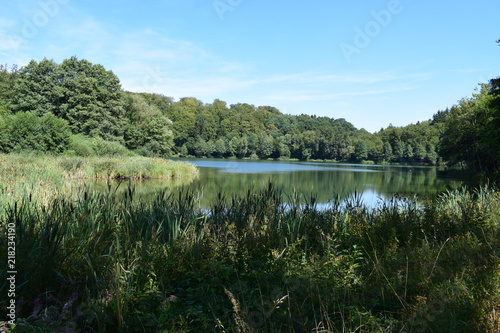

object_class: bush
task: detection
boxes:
[68,135,137,157]
[91,137,135,157]
[68,135,95,156]
[0,116,10,153]
[1,112,71,153]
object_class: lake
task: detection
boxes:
[91,159,471,208]
[171,159,470,208]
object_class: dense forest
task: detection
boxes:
[0,49,499,174]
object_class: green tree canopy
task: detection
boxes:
[440,84,499,173]
[12,57,126,141]
[11,58,62,116]
[0,64,18,116]
[123,92,174,156]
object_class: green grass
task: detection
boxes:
[0,154,199,207]
[0,182,499,332]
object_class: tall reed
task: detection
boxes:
[0,183,498,332]
[0,154,199,207]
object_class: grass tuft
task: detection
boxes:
[0,179,499,332]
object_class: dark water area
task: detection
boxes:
[89,159,476,208]
[177,159,473,207]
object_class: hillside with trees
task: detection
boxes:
[0,51,499,175]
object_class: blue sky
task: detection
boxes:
[1,0,499,132]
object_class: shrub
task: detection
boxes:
[0,116,10,153]
[2,112,71,153]
[91,137,135,157]
[68,135,95,156]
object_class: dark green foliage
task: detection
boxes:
[440,84,500,173]
[10,58,62,116]
[0,112,71,153]
[11,57,126,142]
[376,120,442,165]
[354,140,368,161]
[0,64,17,116]
[3,58,177,157]
[123,92,174,157]
[382,141,393,161]
[59,57,126,140]
[0,116,9,152]
[141,83,499,168]
[432,108,451,124]
[142,93,365,161]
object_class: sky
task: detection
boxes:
[1,0,499,133]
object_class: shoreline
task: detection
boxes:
[0,154,199,206]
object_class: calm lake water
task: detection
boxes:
[171,159,470,208]
[93,159,471,208]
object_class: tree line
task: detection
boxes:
[0,49,499,174]
[0,58,173,157]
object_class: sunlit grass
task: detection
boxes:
[0,154,199,206]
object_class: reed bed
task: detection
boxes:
[0,183,499,332]
[0,154,199,207]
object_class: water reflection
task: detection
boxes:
[89,159,468,209]
[180,159,466,207]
